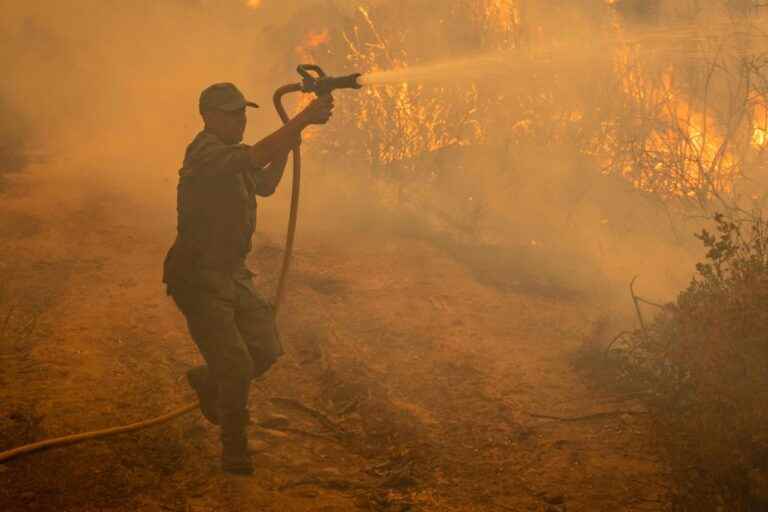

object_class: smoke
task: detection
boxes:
[359,16,763,88]
[1,0,312,218]
[300,1,725,306]
[339,2,766,308]
[4,0,763,315]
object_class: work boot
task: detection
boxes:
[221,431,254,475]
[186,367,219,425]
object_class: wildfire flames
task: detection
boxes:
[611,42,739,196]
[278,1,767,208]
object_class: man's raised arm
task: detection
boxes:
[250,152,289,197]
[248,95,334,168]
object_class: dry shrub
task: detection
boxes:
[605,212,768,510]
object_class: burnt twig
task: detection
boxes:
[270,397,343,434]
[635,297,668,310]
[527,410,647,422]
[605,330,632,355]
[630,275,648,335]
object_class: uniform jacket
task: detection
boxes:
[163,130,272,298]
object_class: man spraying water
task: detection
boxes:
[163,82,334,475]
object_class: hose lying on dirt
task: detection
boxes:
[0,86,304,465]
[0,402,198,463]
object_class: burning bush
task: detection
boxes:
[600,213,768,510]
[283,1,768,217]
[597,17,768,213]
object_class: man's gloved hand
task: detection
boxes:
[300,94,334,125]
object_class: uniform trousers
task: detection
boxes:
[169,268,282,439]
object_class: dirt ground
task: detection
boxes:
[0,168,665,512]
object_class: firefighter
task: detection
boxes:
[163,82,333,474]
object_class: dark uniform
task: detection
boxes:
[163,128,283,470]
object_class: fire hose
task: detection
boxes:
[0,65,362,464]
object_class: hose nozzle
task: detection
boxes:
[297,64,362,96]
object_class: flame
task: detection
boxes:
[305,30,330,49]
[605,23,747,199]
[483,0,520,33]
[295,29,330,61]
[755,128,768,147]
[753,96,768,148]
[292,6,487,168]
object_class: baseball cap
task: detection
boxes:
[199,82,259,113]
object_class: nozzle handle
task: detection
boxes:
[297,64,326,80]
